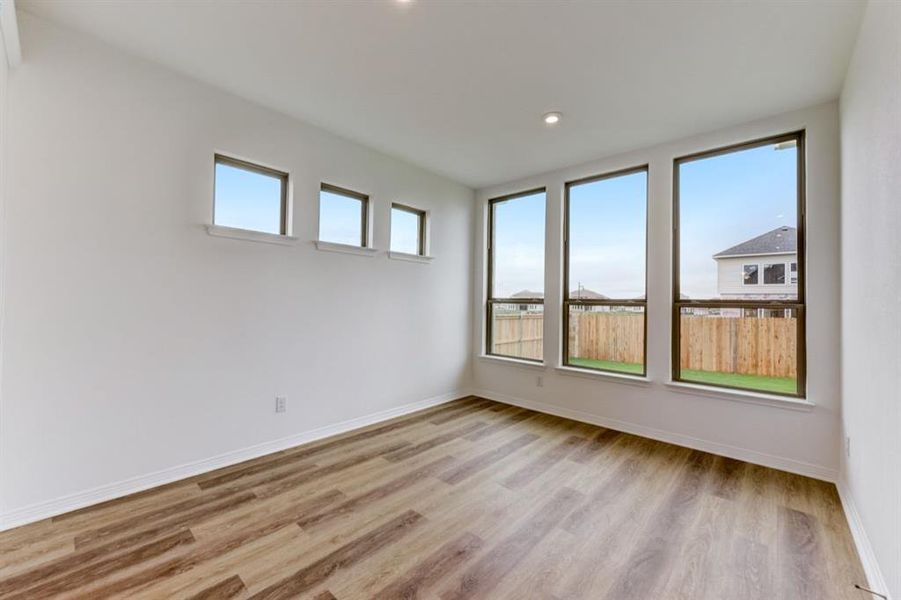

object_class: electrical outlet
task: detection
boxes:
[845,436,851,458]
[275,396,287,413]
[536,375,544,388]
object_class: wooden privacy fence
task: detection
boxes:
[492,313,543,360]
[569,312,644,364]
[680,315,797,377]
[495,312,797,377]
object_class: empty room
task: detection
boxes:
[0,0,898,598]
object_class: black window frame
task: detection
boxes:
[562,165,649,376]
[486,187,546,363]
[213,154,289,235]
[672,130,806,398]
[390,202,427,256]
[319,183,370,248]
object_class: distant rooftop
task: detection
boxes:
[570,288,609,300]
[508,288,609,300]
[510,290,543,299]
[714,226,797,258]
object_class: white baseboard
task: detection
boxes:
[837,479,893,599]
[0,390,466,532]
[473,388,838,482]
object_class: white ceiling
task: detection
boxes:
[21,0,865,188]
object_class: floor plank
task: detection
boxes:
[0,396,868,599]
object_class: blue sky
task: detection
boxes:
[492,192,546,297]
[319,190,364,246]
[492,141,797,299]
[569,171,646,298]
[214,162,283,234]
[390,207,420,254]
[679,142,797,298]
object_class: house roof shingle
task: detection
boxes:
[508,288,609,300]
[569,288,609,300]
[713,226,797,258]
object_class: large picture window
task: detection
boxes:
[564,166,648,375]
[673,131,805,396]
[486,189,546,362]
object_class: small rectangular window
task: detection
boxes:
[790,262,798,284]
[214,155,288,235]
[486,189,546,362]
[319,184,369,247]
[763,263,786,285]
[564,166,647,375]
[743,264,759,285]
[391,203,426,255]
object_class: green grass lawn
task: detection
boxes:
[679,369,796,394]
[568,357,796,394]
[568,357,645,375]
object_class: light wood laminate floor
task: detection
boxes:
[0,396,868,599]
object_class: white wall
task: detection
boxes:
[0,13,474,521]
[473,102,842,480]
[0,1,11,525]
[840,0,901,596]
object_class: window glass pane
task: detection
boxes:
[743,264,759,285]
[214,161,283,234]
[490,303,543,361]
[391,207,421,254]
[678,306,798,395]
[320,190,364,246]
[790,262,798,284]
[679,141,798,300]
[568,171,646,299]
[567,305,644,374]
[764,263,785,285]
[492,192,545,298]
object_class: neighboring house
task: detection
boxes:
[569,287,608,301]
[568,287,617,312]
[713,226,798,301]
[508,290,544,312]
[505,288,614,312]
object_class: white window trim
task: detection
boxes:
[388,251,434,263]
[555,365,651,387]
[665,380,814,411]
[477,354,546,371]
[314,240,378,257]
[206,224,297,246]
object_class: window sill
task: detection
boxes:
[554,366,651,387]
[476,354,546,371]
[664,380,814,412]
[206,224,297,246]
[314,240,378,257]
[388,251,434,264]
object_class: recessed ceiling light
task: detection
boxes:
[543,112,562,125]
